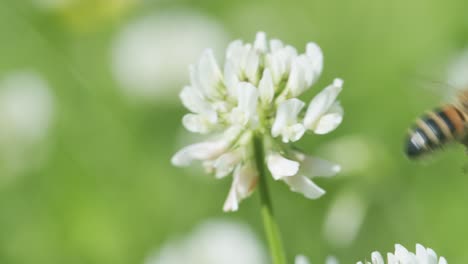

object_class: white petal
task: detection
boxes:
[180,85,205,113]
[313,102,343,134]
[426,248,439,264]
[223,60,240,98]
[283,175,325,199]
[198,49,222,98]
[223,125,243,142]
[294,255,310,264]
[267,153,299,180]
[238,82,258,115]
[270,39,284,52]
[272,98,305,136]
[189,64,204,94]
[230,82,258,126]
[283,45,298,72]
[303,78,343,130]
[415,244,428,263]
[299,56,317,88]
[223,183,239,212]
[394,244,412,262]
[286,57,307,97]
[214,151,242,178]
[236,163,258,196]
[284,123,306,143]
[266,45,297,84]
[271,104,287,138]
[265,53,282,84]
[387,253,397,264]
[226,40,243,59]
[439,257,448,264]
[182,113,216,134]
[254,31,268,52]
[371,252,385,264]
[300,155,341,178]
[259,69,274,105]
[171,140,228,167]
[223,163,258,212]
[179,86,217,125]
[287,54,318,96]
[244,47,260,83]
[306,42,323,78]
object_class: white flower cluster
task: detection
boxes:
[358,244,447,264]
[296,244,447,264]
[172,32,343,211]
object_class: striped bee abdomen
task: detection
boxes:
[405,105,466,158]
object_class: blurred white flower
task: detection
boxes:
[0,72,53,144]
[0,71,54,176]
[319,135,374,174]
[323,191,367,248]
[112,10,228,102]
[295,255,339,264]
[358,244,447,264]
[145,219,267,264]
[172,32,343,211]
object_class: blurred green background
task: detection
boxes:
[1,0,468,263]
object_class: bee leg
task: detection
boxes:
[461,126,468,152]
[459,137,468,151]
[461,137,468,155]
[458,135,468,173]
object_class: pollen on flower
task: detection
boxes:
[172,32,344,211]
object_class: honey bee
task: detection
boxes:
[405,90,468,158]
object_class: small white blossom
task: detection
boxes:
[145,220,267,264]
[323,191,367,247]
[172,32,344,211]
[358,244,447,264]
[297,244,446,264]
[295,255,339,264]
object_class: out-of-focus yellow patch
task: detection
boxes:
[48,0,139,33]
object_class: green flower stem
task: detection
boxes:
[253,134,287,264]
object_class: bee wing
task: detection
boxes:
[405,72,455,102]
[406,48,468,104]
[447,49,468,90]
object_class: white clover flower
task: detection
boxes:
[172,32,344,211]
[145,219,267,264]
[296,244,446,264]
[358,244,447,264]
